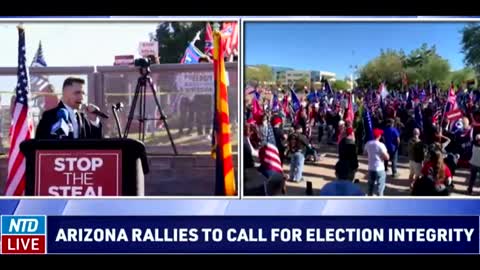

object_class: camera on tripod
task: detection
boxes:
[124,56,178,154]
[134,58,151,68]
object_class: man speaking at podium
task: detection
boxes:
[35,77,103,139]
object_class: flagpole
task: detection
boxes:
[213,22,220,33]
[192,30,202,45]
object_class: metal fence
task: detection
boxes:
[0,63,239,155]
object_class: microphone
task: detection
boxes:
[84,104,109,119]
[92,108,109,119]
[50,108,71,137]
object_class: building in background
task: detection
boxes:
[246,64,337,89]
[285,70,336,87]
[271,66,293,83]
[319,71,336,82]
[345,76,357,89]
[310,71,321,83]
[285,70,311,86]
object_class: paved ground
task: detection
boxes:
[283,144,478,196]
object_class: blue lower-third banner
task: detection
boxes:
[1,215,479,254]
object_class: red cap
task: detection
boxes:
[271,116,282,126]
[346,127,354,136]
[373,128,383,139]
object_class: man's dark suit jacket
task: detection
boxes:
[35,101,102,139]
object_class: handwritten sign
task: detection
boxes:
[175,72,214,94]
[138,42,158,57]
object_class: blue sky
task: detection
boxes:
[0,22,157,66]
[245,22,467,79]
[0,22,157,105]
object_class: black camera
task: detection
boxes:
[134,58,151,68]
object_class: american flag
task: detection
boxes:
[447,82,458,111]
[229,22,239,56]
[258,124,282,178]
[432,106,443,124]
[5,26,34,196]
[221,22,236,58]
[29,41,49,92]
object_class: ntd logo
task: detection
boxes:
[1,215,46,254]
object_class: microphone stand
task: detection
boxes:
[112,102,124,138]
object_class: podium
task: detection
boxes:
[20,139,149,196]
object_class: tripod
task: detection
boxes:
[124,66,178,155]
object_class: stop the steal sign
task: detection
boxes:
[35,150,122,196]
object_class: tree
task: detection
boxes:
[357,44,451,89]
[403,43,436,68]
[357,50,404,88]
[415,55,450,84]
[332,80,350,90]
[245,65,273,84]
[461,23,480,78]
[449,67,477,88]
[151,22,207,63]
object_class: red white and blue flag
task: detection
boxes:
[30,41,49,92]
[221,22,238,58]
[5,26,34,196]
[258,124,282,178]
[180,43,203,64]
[204,23,213,56]
[447,82,458,111]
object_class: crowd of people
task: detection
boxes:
[244,82,480,196]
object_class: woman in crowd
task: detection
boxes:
[408,128,424,188]
[338,127,358,180]
[412,145,453,196]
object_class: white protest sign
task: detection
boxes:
[175,72,214,94]
[138,41,159,57]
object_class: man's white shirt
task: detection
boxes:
[63,103,100,139]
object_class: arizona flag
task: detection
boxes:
[211,30,236,196]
